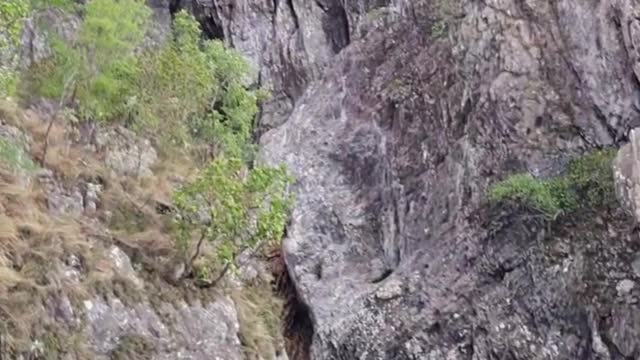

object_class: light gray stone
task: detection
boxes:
[94,126,157,179]
[617,279,636,296]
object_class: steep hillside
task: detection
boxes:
[4,0,640,359]
[0,1,291,359]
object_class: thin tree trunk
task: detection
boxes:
[41,72,76,165]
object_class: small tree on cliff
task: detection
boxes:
[0,0,29,96]
[133,10,259,160]
[172,157,293,285]
[25,0,151,121]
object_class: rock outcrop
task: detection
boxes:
[258,0,640,358]
[174,0,395,131]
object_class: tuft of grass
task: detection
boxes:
[488,149,617,219]
[108,334,155,360]
[0,99,21,126]
[0,137,37,174]
[566,148,617,209]
[488,173,566,218]
[232,281,284,360]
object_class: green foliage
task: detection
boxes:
[133,10,257,158]
[488,173,562,217]
[0,137,37,173]
[0,71,20,97]
[0,0,30,97]
[0,0,29,47]
[488,149,617,219]
[566,148,617,209]
[172,157,293,274]
[30,0,75,10]
[26,0,151,121]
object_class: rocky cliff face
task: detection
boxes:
[242,0,640,358]
[13,0,640,358]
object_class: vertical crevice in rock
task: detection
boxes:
[286,0,301,31]
[169,0,225,41]
[270,248,314,360]
[323,4,351,53]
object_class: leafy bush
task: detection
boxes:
[566,148,616,209]
[0,0,30,96]
[172,157,293,282]
[133,10,257,159]
[25,0,151,121]
[488,149,616,219]
[0,137,37,173]
[488,173,565,218]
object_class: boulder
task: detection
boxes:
[614,129,640,222]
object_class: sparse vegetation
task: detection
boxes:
[109,334,155,360]
[430,0,462,38]
[25,0,151,121]
[0,137,38,173]
[488,149,617,219]
[0,0,293,358]
[232,281,284,360]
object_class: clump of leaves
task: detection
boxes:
[0,0,30,96]
[24,0,151,121]
[29,0,76,10]
[488,173,565,218]
[488,149,617,219]
[566,148,617,209]
[172,157,293,284]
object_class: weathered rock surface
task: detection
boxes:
[615,128,640,222]
[259,0,640,358]
[82,295,243,360]
[92,125,158,179]
[175,0,396,132]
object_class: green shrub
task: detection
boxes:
[488,173,564,218]
[566,148,616,209]
[25,0,151,121]
[488,149,616,219]
[0,0,30,97]
[172,156,293,281]
[0,137,37,173]
[0,0,29,48]
[133,10,258,159]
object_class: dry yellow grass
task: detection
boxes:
[231,280,284,360]
[0,99,22,127]
[0,100,269,357]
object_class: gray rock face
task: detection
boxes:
[615,128,640,222]
[92,125,157,179]
[20,8,80,68]
[83,296,243,360]
[177,0,395,131]
[259,0,640,358]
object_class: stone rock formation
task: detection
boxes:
[255,0,640,358]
